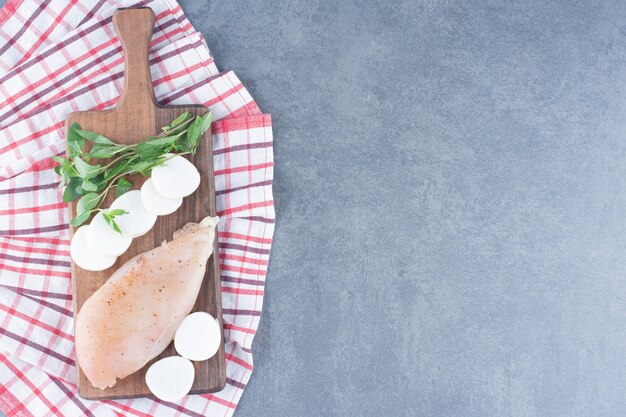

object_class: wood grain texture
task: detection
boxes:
[66,7,225,400]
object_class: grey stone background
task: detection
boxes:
[5,0,626,416]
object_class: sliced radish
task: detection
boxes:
[71,225,117,271]
[141,178,183,215]
[86,212,132,257]
[151,154,200,199]
[110,190,157,238]
[174,312,222,361]
[145,356,195,402]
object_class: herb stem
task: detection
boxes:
[101,150,134,171]
[156,117,194,138]
[102,171,131,199]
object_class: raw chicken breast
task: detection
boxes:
[74,216,219,389]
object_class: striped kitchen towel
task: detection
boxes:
[0,0,274,416]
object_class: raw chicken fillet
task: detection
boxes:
[74,216,219,389]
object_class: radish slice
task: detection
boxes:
[86,212,132,257]
[151,154,200,199]
[110,190,157,238]
[71,225,117,271]
[141,178,183,215]
[174,312,222,361]
[145,356,194,402]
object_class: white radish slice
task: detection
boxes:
[141,178,183,215]
[110,190,157,238]
[145,356,195,402]
[174,312,222,361]
[71,225,117,271]
[151,154,200,199]
[86,212,132,257]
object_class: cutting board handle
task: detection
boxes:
[113,7,156,108]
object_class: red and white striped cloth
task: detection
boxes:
[0,0,274,416]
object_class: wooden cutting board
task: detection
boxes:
[66,7,226,400]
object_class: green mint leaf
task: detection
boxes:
[158,116,194,139]
[51,155,68,165]
[74,174,105,195]
[76,193,101,218]
[101,211,123,234]
[181,116,204,154]
[59,164,74,187]
[135,142,165,161]
[188,116,203,139]
[144,135,179,147]
[74,156,101,179]
[132,156,168,176]
[110,218,123,234]
[67,122,85,158]
[114,178,133,197]
[200,111,213,135]
[75,183,88,195]
[174,137,188,153]
[91,173,107,192]
[67,122,82,139]
[130,160,156,175]
[68,143,82,159]
[88,144,119,159]
[160,131,188,152]
[106,209,128,217]
[70,212,91,227]
[81,178,98,192]
[102,212,114,227]
[175,132,193,153]
[104,160,130,180]
[52,155,73,184]
[63,177,82,202]
[170,111,190,129]
[74,129,115,145]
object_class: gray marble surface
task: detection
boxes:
[5,0,626,416]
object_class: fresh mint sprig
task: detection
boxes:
[100,208,128,234]
[52,111,213,228]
